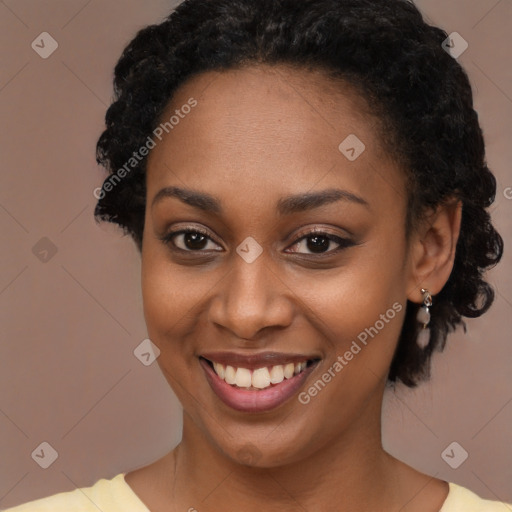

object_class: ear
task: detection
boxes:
[406,198,463,303]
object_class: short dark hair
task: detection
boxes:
[95,0,503,387]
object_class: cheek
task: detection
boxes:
[299,233,407,368]
[293,259,406,437]
[305,234,406,322]
[300,279,404,387]
[140,240,220,354]
[141,242,189,348]
[140,248,204,406]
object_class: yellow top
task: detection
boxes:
[2,473,511,511]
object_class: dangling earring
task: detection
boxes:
[416,288,432,349]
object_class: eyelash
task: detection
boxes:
[160,226,354,257]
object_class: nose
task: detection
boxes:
[208,251,295,341]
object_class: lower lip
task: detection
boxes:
[200,358,318,413]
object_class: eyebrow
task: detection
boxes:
[151,186,369,214]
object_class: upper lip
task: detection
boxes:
[200,351,320,369]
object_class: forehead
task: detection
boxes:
[146,65,405,216]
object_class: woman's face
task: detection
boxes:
[142,65,414,467]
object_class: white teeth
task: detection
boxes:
[284,363,295,379]
[213,362,225,379]
[252,367,271,389]
[235,367,252,388]
[225,365,236,385]
[269,365,284,384]
[210,360,309,389]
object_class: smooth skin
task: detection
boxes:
[125,65,462,512]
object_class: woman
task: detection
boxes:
[4,0,509,510]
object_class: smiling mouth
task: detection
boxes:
[200,357,320,390]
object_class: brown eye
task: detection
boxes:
[183,232,208,250]
[164,229,223,252]
[286,231,354,255]
[306,235,331,253]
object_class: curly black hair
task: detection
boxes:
[95,0,503,387]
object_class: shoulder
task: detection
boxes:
[1,473,149,512]
[441,482,512,512]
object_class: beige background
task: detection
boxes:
[0,0,511,508]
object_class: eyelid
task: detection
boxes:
[291,225,348,240]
